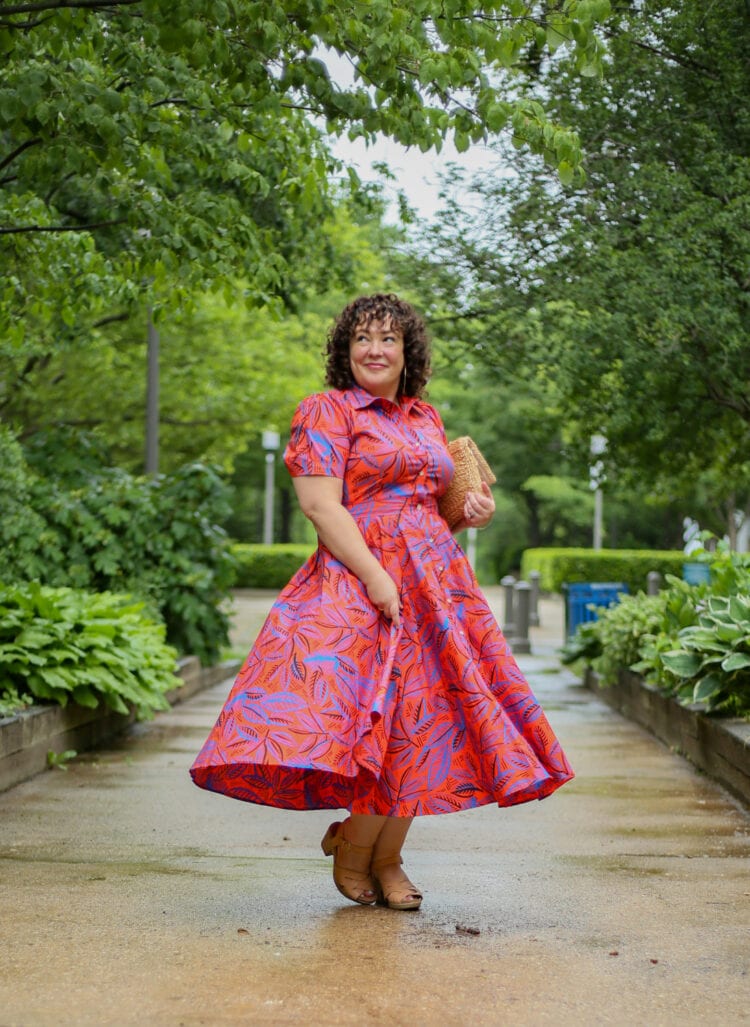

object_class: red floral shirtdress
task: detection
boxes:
[190,386,574,816]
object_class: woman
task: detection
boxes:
[190,294,574,911]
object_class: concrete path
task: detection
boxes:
[1,589,748,1026]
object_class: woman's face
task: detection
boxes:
[349,316,405,401]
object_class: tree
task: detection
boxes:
[410,0,750,539]
[1,191,407,469]
[0,0,610,362]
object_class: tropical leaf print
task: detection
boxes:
[190,386,573,815]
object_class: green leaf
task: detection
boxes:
[546,26,569,52]
[692,673,722,704]
[660,650,703,678]
[558,160,575,186]
[721,652,750,673]
[485,102,510,133]
[454,130,470,153]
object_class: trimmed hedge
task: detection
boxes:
[231,543,315,589]
[521,547,687,594]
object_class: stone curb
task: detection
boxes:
[585,667,750,808]
[0,656,241,794]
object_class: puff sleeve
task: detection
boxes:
[283,392,351,479]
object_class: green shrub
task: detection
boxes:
[563,592,669,686]
[567,545,750,716]
[231,543,315,588]
[633,595,750,714]
[521,547,686,594]
[0,425,50,583]
[5,434,236,664]
[0,582,179,720]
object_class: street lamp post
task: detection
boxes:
[262,430,280,545]
[590,434,607,551]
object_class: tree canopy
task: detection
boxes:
[1,0,610,359]
[411,0,750,538]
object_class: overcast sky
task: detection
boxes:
[329,131,501,223]
[320,48,502,223]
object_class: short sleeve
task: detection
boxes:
[420,401,449,447]
[283,392,351,479]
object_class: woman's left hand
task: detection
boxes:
[459,481,495,531]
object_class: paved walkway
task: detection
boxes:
[1,589,748,1026]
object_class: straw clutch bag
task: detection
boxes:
[438,437,496,531]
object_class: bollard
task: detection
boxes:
[647,571,662,596]
[528,570,541,627]
[501,575,516,637]
[512,581,532,654]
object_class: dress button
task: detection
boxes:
[416,502,423,511]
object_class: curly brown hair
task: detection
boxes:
[324,294,431,399]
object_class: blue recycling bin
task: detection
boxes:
[564,582,629,639]
[682,562,711,585]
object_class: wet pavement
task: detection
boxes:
[1,589,748,1026]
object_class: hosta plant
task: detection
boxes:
[0,582,179,720]
[634,594,750,714]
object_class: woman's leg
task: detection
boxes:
[346,813,388,847]
[371,816,422,909]
[321,813,386,904]
[371,815,413,856]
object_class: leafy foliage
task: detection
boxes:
[410,0,750,527]
[563,592,666,686]
[567,545,750,715]
[644,595,750,712]
[2,433,235,664]
[1,0,608,362]
[0,682,32,718]
[46,749,77,770]
[0,424,49,582]
[0,582,179,720]
[2,194,406,475]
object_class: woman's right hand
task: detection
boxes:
[364,568,401,626]
[292,476,401,626]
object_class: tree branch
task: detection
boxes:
[149,97,193,108]
[92,311,130,328]
[0,0,140,16]
[0,218,126,234]
[44,171,76,207]
[704,379,750,422]
[0,138,42,174]
[603,26,720,80]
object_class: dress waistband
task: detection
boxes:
[347,495,440,521]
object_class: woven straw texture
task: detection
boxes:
[438,436,496,531]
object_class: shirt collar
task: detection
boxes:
[344,385,420,414]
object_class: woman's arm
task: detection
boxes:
[293,476,401,625]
